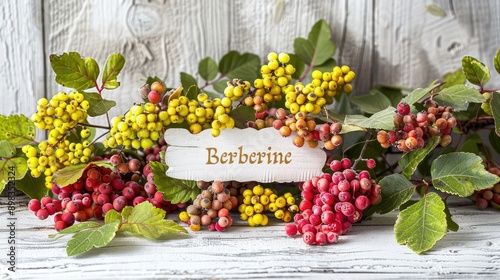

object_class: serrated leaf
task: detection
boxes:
[150,162,199,204]
[494,48,500,75]
[443,199,459,232]
[399,136,441,179]
[104,209,122,224]
[462,56,490,86]
[198,57,218,81]
[0,114,36,146]
[81,92,116,117]
[441,69,466,89]
[229,106,256,129]
[218,51,260,81]
[433,84,486,111]
[49,221,102,239]
[293,19,335,66]
[102,53,125,90]
[350,90,392,114]
[53,161,114,186]
[364,174,416,219]
[491,92,500,136]
[1,157,28,194]
[344,106,396,130]
[121,206,133,221]
[0,140,16,158]
[120,201,187,239]
[426,4,446,16]
[431,152,500,197]
[395,192,447,254]
[84,57,100,81]
[67,220,120,256]
[15,172,48,200]
[50,52,96,91]
[401,84,435,105]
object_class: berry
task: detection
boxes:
[284,223,298,237]
[366,159,376,169]
[397,102,410,115]
[148,91,162,104]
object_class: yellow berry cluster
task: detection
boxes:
[24,92,93,188]
[168,93,236,137]
[223,79,251,101]
[284,65,355,115]
[238,185,298,226]
[253,52,296,104]
[105,102,166,150]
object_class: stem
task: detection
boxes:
[78,123,111,130]
[481,88,500,93]
[199,74,227,90]
[352,132,373,169]
[89,131,108,146]
[298,63,314,82]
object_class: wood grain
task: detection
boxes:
[1,195,499,279]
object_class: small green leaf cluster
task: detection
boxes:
[49,201,187,256]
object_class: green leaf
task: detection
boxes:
[431,152,500,197]
[433,84,486,111]
[104,209,122,224]
[16,172,49,200]
[373,86,404,108]
[218,51,260,81]
[53,161,114,187]
[180,72,199,99]
[144,76,165,85]
[489,129,500,154]
[121,206,133,221]
[0,114,36,146]
[460,139,479,154]
[394,192,448,254]
[50,52,96,91]
[364,174,415,218]
[398,136,441,179]
[462,56,490,86]
[66,220,120,256]
[84,57,100,81]
[0,140,16,158]
[102,53,125,90]
[288,54,305,79]
[229,106,256,129]
[198,57,218,81]
[350,89,392,114]
[150,162,200,204]
[401,84,435,105]
[293,19,335,66]
[213,79,229,94]
[344,106,396,130]
[491,92,500,136]
[312,58,337,73]
[441,69,466,89]
[443,199,459,232]
[49,221,102,239]
[1,157,28,194]
[81,92,117,117]
[494,48,500,75]
[120,201,187,239]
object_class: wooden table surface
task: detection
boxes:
[1,193,499,279]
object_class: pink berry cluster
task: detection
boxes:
[284,158,381,245]
[28,155,180,232]
[377,101,457,152]
[143,137,168,163]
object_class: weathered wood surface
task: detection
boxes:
[0,194,499,279]
[1,0,500,120]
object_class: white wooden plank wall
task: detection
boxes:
[1,0,499,120]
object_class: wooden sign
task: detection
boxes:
[164,127,326,183]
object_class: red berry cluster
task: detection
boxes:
[284,158,381,245]
[180,181,238,232]
[28,155,180,231]
[472,167,500,210]
[377,101,456,152]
